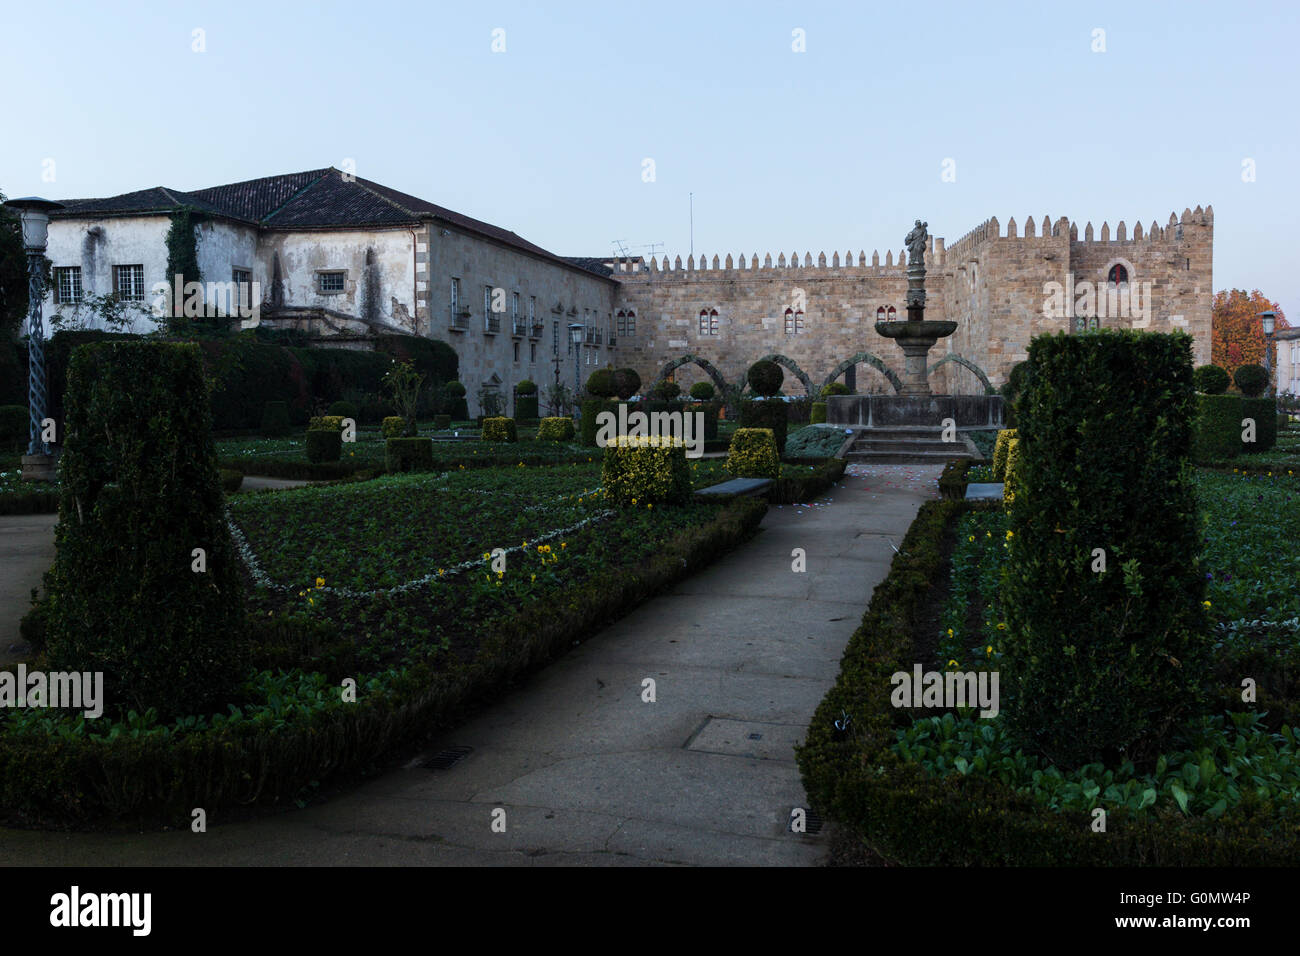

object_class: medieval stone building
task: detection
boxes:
[40,166,1213,414]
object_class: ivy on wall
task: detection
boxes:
[164,207,205,321]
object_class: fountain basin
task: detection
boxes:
[874,319,958,340]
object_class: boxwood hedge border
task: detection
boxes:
[0,496,767,828]
[796,499,1300,866]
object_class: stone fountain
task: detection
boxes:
[825,219,1003,457]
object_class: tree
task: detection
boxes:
[382,359,425,436]
[1212,289,1288,383]
[0,190,30,342]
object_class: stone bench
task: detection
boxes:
[965,482,1005,500]
[695,477,774,498]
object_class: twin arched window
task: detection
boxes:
[699,308,719,335]
[616,309,636,336]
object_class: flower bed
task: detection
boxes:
[797,469,1300,865]
[0,463,766,825]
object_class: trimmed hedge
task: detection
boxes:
[601,436,691,506]
[689,381,715,401]
[938,459,970,500]
[434,414,451,430]
[726,428,780,479]
[46,341,247,721]
[810,401,827,425]
[219,468,244,492]
[580,399,620,447]
[328,400,358,421]
[308,415,344,432]
[797,500,1300,866]
[1242,396,1277,453]
[515,395,539,420]
[0,486,60,516]
[1001,437,1021,506]
[482,417,517,443]
[747,359,783,396]
[1233,364,1268,398]
[1193,364,1230,395]
[305,429,342,463]
[538,417,575,442]
[381,416,405,439]
[260,401,291,438]
[1193,394,1244,463]
[1003,329,1206,767]
[0,496,765,825]
[991,428,1017,480]
[739,399,787,456]
[771,457,846,504]
[585,368,616,398]
[611,368,642,401]
[385,437,433,473]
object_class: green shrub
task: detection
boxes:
[482,417,518,443]
[1001,330,1207,767]
[305,429,342,463]
[385,437,433,472]
[585,368,616,398]
[538,417,576,441]
[739,400,787,456]
[772,457,846,503]
[1192,394,1244,462]
[19,598,49,653]
[1194,364,1231,394]
[1234,364,1268,398]
[45,341,247,720]
[689,381,715,401]
[938,459,970,500]
[601,436,691,506]
[327,400,358,420]
[649,380,681,401]
[820,382,849,397]
[381,416,405,439]
[372,335,458,397]
[784,424,847,459]
[1242,397,1277,453]
[698,400,720,441]
[218,468,243,492]
[308,415,344,432]
[515,379,537,395]
[434,414,451,430]
[515,395,539,419]
[580,399,620,446]
[0,404,27,450]
[443,380,466,398]
[259,400,291,438]
[726,428,780,479]
[612,368,642,400]
[747,359,784,397]
[810,401,827,424]
[991,428,1018,480]
[1001,436,1021,506]
[441,381,468,419]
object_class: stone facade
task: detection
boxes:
[609,207,1214,396]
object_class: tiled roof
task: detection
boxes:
[51,168,615,281]
[563,257,615,277]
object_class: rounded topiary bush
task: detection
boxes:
[328,400,358,420]
[649,380,681,401]
[810,401,827,424]
[689,381,715,401]
[820,382,849,397]
[45,341,248,720]
[612,368,642,400]
[218,468,244,492]
[585,368,616,399]
[306,428,343,462]
[747,360,784,397]
[1234,363,1268,398]
[1193,364,1231,395]
[515,380,537,395]
[381,416,405,439]
[443,380,466,398]
[482,417,518,443]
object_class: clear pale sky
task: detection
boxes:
[4,0,1295,311]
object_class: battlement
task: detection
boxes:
[610,243,928,280]
[945,206,1213,262]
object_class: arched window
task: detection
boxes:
[710,308,719,335]
[625,309,635,336]
[876,307,886,322]
[886,306,897,321]
[1108,264,1129,286]
[699,309,710,336]
[784,308,796,335]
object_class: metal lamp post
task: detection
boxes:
[1258,311,1277,396]
[568,322,584,405]
[5,197,64,481]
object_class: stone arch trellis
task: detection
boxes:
[655,355,731,394]
[930,353,995,395]
[754,354,816,396]
[822,352,904,394]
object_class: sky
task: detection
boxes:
[3,0,1297,312]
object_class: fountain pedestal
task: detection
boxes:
[875,319,958,395]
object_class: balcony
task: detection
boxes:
[484,314,501,334]
[450,308,469,331]
[512,317,526,337]
[529,322,544,338]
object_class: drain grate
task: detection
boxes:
[421,746,473,770]
[748,733,763,741]
[789,807,825,835]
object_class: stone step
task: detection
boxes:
[848,449,975,465]
[852,439,965,452]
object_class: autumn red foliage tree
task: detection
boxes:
[1212,289,1288,382]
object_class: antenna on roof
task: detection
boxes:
[643,241,664,258]
[611,239,630,259]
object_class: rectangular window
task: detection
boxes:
[54,267,82,304]
[625,312,635,336]
[513,340,520,362]
[317,271,345,294]
[450,277,461,327]
[529,342,537,364]
[484,286,499,333]
[232,268,252,311]
[113,264,145,301]
[512,292,523,335]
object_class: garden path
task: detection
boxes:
[0,464,940,865]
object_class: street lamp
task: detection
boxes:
[1258,310,1278,396]
[568,323,584,403]
[4,196,64,480]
